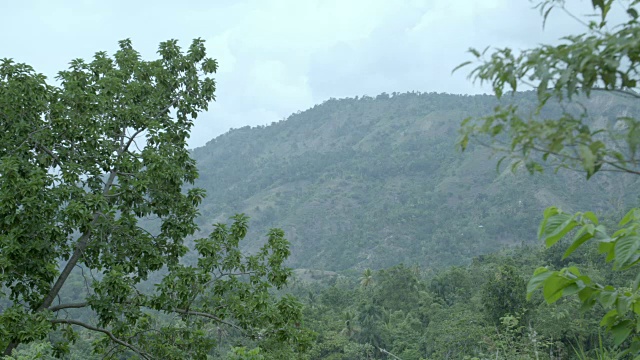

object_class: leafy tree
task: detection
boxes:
[373,265,421,312]
[0,40,305,358]
[482,265,529,326]
[429,266,471,306]
[458,0,640,355]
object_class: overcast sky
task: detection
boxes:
[1,0,600,148]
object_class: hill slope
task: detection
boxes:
[190,91,640,271]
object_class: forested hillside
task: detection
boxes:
[191,91,640,271]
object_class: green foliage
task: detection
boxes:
[0,40,306,358]
[2,342,54,360]
[458,0,640,179]
[529,208,640,351]
[192,89,640,272]
[226,347,265,360]
[373,265,422,312]
[460,0,640,356]
[482,265,529,326]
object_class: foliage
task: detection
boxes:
[192,90,640,272]
[482,265,529,326]
[457,0,640,179]
[226,347,265,360]
[459,0,640,356]
[0,40,306,358]
[529,208,640,352]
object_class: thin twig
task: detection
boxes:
[173,308,244,332]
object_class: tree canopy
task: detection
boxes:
[0,39,307,359]
[460,0,640,355]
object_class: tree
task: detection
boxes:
[359,268,374,288]
[458,0,640,355]
[481,265,529,326]
[0,39,306,358]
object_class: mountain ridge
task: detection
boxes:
[189,91,640,271]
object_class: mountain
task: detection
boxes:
[190,91,640,271]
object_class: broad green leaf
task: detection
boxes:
[544,215,578,248]
[614,235,640,269]
[600,287,619,308]
[600,308,619,327]
[611,320,633,346]
[527,267,552,299]
[543,273,572,304]
[564,225,595,259]
[599,240,616,262]
[618,295,632,316]
[578,286,596,304]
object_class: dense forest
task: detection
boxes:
[3,0,640,359]
[5,91,640,360]
[189,91,640,271]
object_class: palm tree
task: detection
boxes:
[360,268,374,288]
[340,310,358,338]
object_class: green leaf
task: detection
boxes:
[614,235,640,269]
[468,48,481,58]
[544,215,578,248]
[563,225,595,259]
[578,145,597,178]
[543,273,572,304]
[611,320,633,346]
[600,308,618,327]
[459,134,469,151]
[452,61,473,74]
[578,286,596,305]
[633,272,640,291]
[620,208,640,227]
[539,207,560,239]
[633,300,640,315]
[583,211,599,225]
[599,287,619,308]
[618,295,632,316]
[599,240,616,262]
[527,267,552,299]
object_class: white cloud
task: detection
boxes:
[0,0,608,147]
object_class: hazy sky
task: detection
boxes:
[1,0,598,147]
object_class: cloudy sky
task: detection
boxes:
[1,0,598,147]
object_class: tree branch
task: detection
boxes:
[379,347,403,360]
[174,308,244,332]
[48,302,89,312]
[35,143,62,168]
[590,87,640,99]
[51,319,153,360]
